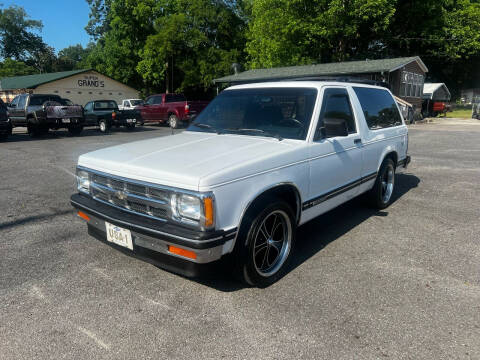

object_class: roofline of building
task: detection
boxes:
[389,56,428,73]
[0,69,93,91]
[214,56,428,84]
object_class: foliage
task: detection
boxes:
[0,58,35,77]
[0,5,46,60]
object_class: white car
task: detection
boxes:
[118,99,143,110]
[71,81,410,287]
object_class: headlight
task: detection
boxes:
[172,194,201,221]
[171,193,215,229]
[76,169,90,193]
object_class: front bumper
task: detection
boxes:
[71,193,236,277]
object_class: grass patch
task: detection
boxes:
[445,109,472,119]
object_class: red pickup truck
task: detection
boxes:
[137,93,209,128]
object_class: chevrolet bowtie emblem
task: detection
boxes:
[115,191,128,201]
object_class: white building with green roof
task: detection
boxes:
[0,69,139,106]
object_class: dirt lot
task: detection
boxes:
[0,119,479,359]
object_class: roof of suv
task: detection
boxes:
[227,81,389,91]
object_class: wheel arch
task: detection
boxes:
[377,148,398,171]
[233,182,302,247]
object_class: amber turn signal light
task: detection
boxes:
[77,211,90,221]
[203,197,214,228]
[168,245,197,260]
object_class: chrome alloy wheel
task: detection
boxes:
[99,121,106,132]
[381,164,395,203]
[253,210,292,277]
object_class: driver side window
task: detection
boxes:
[315,88,356,139]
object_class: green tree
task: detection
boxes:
[0,58,35,77]
[0,5,46,60]
[58,44,94,70]
[246,0,396,68]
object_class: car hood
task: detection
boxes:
[78,131,305,190]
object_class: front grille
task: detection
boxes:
[88,173,169,221]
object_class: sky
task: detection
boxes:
[2,0,91,52]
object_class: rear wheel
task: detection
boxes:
[27,122,42,137]
[168,114,179,129]
[68,125,83,136]
[98,119,109,133]
[367,158,395,209]
[234,200,295,287]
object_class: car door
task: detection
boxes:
[7,95,20,123]
[15,95,28,126]
[141,96,157,121]
[83,102,95,125]
[302,86,363,223]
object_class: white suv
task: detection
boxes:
[71,81,410,287]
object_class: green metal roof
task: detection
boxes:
[0,69,91,90]
[214,56,428,84]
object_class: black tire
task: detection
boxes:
[27,122,42,138]
[168,114,179,129]
[234,200,296,287]
[98,119,109,133]
[68,125,83,136]
[366,158,396,209]
[126,123,135,131]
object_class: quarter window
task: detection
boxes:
[316,88,356,139]
[353,87,402,130]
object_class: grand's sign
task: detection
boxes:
[77,75,105,88]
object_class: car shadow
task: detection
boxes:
[3,126,159,142]
[194,173,420,292]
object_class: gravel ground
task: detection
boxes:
[0,119,479,359]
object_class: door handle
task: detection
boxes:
[354,138,362,144]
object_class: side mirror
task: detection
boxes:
[321,118,349,138]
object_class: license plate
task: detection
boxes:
[126,118,136,123]
[105,222,133,250]
[62,118,71,123]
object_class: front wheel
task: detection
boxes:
[367,158,395,209]
[234,200,295,287]
[168,114,179,129]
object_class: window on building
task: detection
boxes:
[54,90,59,93]
[400,71,424,98]
[78,91,82,94]
[353,87,402,129]
[66,90,71,94]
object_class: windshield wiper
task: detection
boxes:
[191,122,222,134]
[224,128,283,141]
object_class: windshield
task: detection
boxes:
[94,101,117,110]
[130,99,143,106]
[30,95,62,106]
[187,87,317,140]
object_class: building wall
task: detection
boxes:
[33,70,139,106]
[389,61,426,112]
[432,87,450,101]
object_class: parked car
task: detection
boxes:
[136,93,209,128]
[71,81,410,287]
[472,102,480,119]
[422,100,448,117]
[118,99,143,110]
[0,99,12,140]
[7,93,84,136]
[83,100,140,132]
